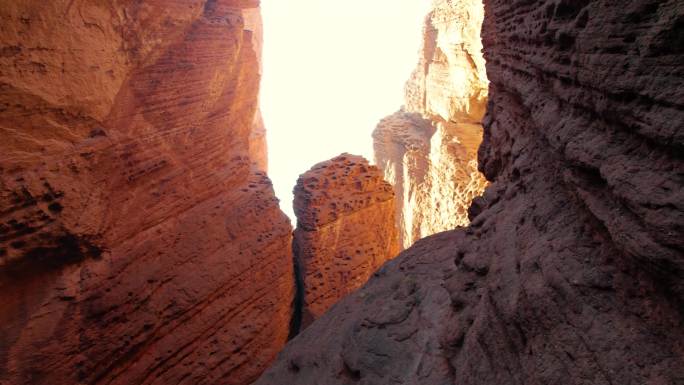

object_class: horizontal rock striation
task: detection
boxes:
[0,1,293,385]
[255,0,684,384]
[374,0,489,249]
[292,154,400,329]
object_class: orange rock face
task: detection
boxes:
[374,0,488,249]
[0,1,293,384]
[292,154,399,328]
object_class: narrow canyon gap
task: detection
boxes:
[261,0,491,333]
[0,2,484,384]
[260,0,431,220]
[0,1,462,384]
[262,0,491,250]
[0,1,682,385]
[255,0,684,384]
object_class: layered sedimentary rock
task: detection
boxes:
[293,154,399,328]
[0,1,293,384]
[256,1,684,384]
[374,0,489,249]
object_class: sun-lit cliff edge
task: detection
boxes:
[374,0,489,249]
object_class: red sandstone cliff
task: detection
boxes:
[292,154,400,329]
[0,1,293,384]
[256,0,684,384]
[374,0,489,249]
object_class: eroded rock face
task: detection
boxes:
[255,1,684,384]
[293,154,400,328]
[0,1,293,384]
[374,0,489,249]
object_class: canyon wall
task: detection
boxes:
[256,0,684,384]
[292,154,400,329]
[373,0,489,249]
[0,1,294,384]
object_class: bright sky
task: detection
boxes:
[261,0,430,221]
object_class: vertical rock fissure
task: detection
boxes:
[288,240,305,339]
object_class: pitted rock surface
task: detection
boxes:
[293,154,400,328]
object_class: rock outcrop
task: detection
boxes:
[256,0,684,384]
[292,154,400,329]
[0,1,293,384]
[374,0,489,249]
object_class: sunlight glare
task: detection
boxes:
[261,0,430,221]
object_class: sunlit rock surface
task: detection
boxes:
[255,0,684,384]
[374,0,489,249]
[293,154,400,328]
[0,1,293,384]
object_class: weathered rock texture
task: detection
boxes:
[0,1,293,384]
[293,154,400,328]
[374,0,489,249]
[256,0,684,384]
